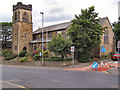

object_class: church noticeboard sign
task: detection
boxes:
[117,41,120,48]
[101,46,106,52]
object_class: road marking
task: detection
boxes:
[2,81,26,88]
[102,71,109,74]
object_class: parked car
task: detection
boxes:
[111,51,120,60]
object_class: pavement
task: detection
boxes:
[1,59,119,74]
[63,59,119,76]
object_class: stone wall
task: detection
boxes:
[100,18,114,57]
[12,2,33,54]
[2,60,78,67]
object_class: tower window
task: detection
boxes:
[25,34,26,38]
[15,12,17,21]
[18,11,20,21]
[15,46,17,50]
[15,33,17,37]
[22,12,29,23]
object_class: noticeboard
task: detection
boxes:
[117,41,120,48]
[71,46,75,52]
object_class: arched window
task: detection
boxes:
[22,12,29,23]
[23,47,27,51]
[18,11,20,21]
[34,44,37,50]
[15,12,17,21]
[104,29,108,44]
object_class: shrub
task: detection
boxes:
[44,50,49,58]
[77,51,91,63]
[33,48,42,55]
[33,54,40,61]
[20,57,27,62]
[19,51,27,57]
[25,53,33,57]
[2,49,12,57]
[4,54,17,60]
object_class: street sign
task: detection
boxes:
[71,46,75,52]
[101,46,105,52]
[39,52,41,56]
[92,62,98,69]
[117,41,120,48]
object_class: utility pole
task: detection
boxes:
[40,12,44,66]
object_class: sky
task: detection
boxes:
[0,0,119,31]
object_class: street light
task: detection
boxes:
[40,12,44,66]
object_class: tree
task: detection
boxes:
[68,6,106,62]
[112,17,120,42]
[47,34,72,59]
[0,22,12,49]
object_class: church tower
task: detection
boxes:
[12,2,33,54]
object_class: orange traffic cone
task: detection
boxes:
[105,63,108,68]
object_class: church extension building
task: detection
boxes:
[12,2,115,58]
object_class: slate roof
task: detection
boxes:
[31,17,111,44]
[33,17,109,35]
[33,22,72,34]
[30,38,51,43]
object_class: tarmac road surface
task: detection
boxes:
[2,65,118,88]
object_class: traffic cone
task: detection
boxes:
[109,66,112,69]
[100,61,104,66]
[98,64,100,68]
[91,63,92,67]
[115,64,118,68]
[105,63,108,68]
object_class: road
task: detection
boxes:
[2,65,118,88]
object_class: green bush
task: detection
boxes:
[19,51,27,57]
[44,50,49,58]
[4,54,17,60]
[25,53,33,57]
[2,49,12,57]
[77,51,91,63]
[20,57,27,62]
[33,54,40,61]
[37,48,42,52]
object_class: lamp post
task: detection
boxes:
[40,12,44,66]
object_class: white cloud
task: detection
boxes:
[0,0,118,31]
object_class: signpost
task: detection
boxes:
[92,62,98,71]
[71,46,75,65]
[117,41,120,62]
[39,52,41,57]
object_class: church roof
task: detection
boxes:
[33,17,110,35]
[33,22,72,34]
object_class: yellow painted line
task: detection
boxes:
[2,81,26,88]
[17,85,26,88]
[102,71,109,74]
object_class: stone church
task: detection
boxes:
[12,2,115,57]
